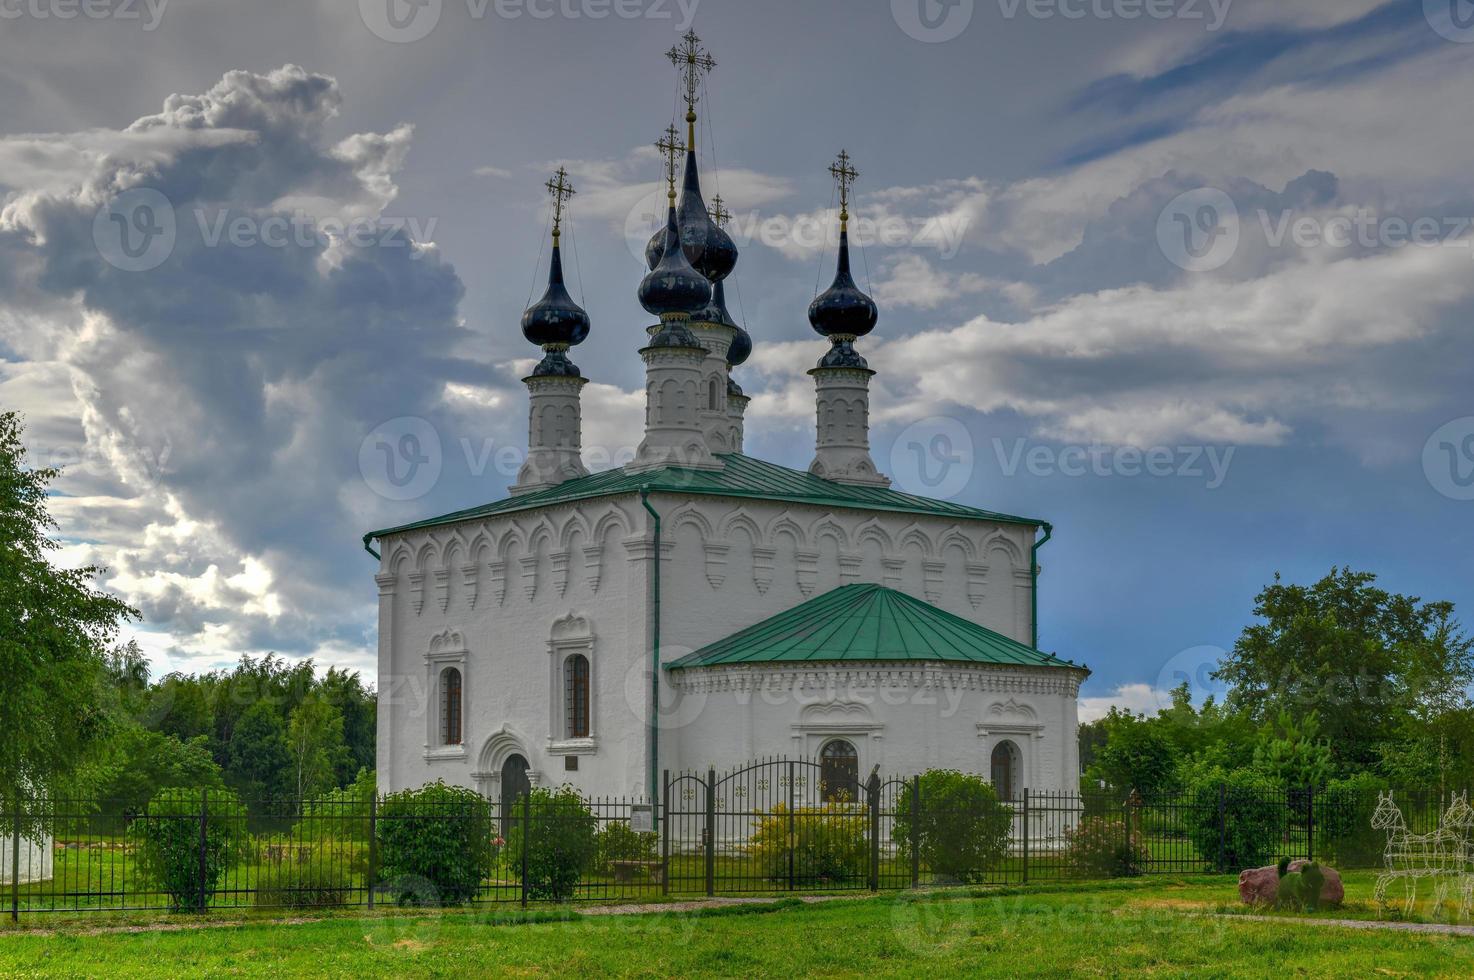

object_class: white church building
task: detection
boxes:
[366,34,1088,811]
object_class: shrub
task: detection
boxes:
[506,786,598,901]
[376,781,493,905]
[1064,816,1147,877]
[1315,774,1387,869]
[128,787,249,912]
[255,856,354,908]
[1181,769,1281,872]
[594,820,658,876]
[298,768,376,842]
[749,802,868,883]
[893,770,1012,883]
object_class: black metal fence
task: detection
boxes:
[0,759,1455,919]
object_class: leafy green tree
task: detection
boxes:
[1251,709,1333,789]
[228,700,291,804]
[129,786,249,912]
[1217,568,1474,774]
[1085,710,1180,799]
[0,411,136,804]
[77,727,225,816]
[893,770,1012,883]
[286,696,349,802]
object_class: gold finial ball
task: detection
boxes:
[686,110,696,123]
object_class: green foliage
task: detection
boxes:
[1064,816,1147,877]
[1275,857,1326,912]
[1252,710,1333,789]
[594,820,658,876]
[1217,567,1474,775]
[1315,773,1387,868]
[748,802,868,883]
[228,701,291,805]
[299,768,376,842]
[254,855,355,908]
[893,770,1012,883]
[128,787,248,912]
[0,411,137,804]
[1086,710,1181,798]
[1181,768,1281,872]
[376,781,493,905]
[506,786,598,901]
[286,695,350,802]
[74,727,225,817]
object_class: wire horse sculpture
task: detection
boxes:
[1372,791,1473,917]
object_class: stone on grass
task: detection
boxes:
[1237,860,1344,907]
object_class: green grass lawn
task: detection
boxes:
[2,874,1472,977]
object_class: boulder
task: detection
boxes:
[1237,860,1344,906]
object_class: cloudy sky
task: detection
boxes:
[3,0,1472,719]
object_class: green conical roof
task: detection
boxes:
[665,583,1085,672]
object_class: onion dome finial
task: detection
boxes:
[522,167,590,376]
[639,199,711,323]
[808,151,877,356]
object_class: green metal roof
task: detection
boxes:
[665,583,1086,672]
[365,453,1045,544]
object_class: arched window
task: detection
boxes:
[820,739,859,803]
[708,377,720,411]
[440,667,462,746]
[991,740,1020,801]
[564,653,590,738]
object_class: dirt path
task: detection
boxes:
[1214,913,1474,937]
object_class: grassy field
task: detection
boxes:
[1,873,1472,977]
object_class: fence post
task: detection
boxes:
[520,789,531,908]
[910,775,920,889]
[11,798,20,923]
[1305,784,1314,862]
[867,772,880,892]
[704,768,715,897]
[1021,787,1030,885]
[1121,790,1131,878]
[197,788,209,914]
[661,770,671,898]
[786,760,795,893]
[1216,783,1227,873]
[367,795,378,910]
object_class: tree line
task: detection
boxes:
[1081,567,1474,802]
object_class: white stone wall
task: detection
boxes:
[375,487,1078,801]
[0,833,53,884]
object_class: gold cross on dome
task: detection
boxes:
[828,150,859,228]
[656,124,682,201]
[666,29,715,146]
[545,166,575,240]
[708,194,731,228]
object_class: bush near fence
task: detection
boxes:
[4,766,1466,918]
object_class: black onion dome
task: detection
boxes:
[521,244,591,349]
[807,229,877,339]
[644,226,665,271]
[639,204,711,317]
[676,149,738,282]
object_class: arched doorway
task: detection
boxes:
[991,741,1020,801]
[819,739,859,803]
[500,753,531,836]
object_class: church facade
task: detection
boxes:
[366,33,1087,810]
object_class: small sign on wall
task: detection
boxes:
[630,804,654,834]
